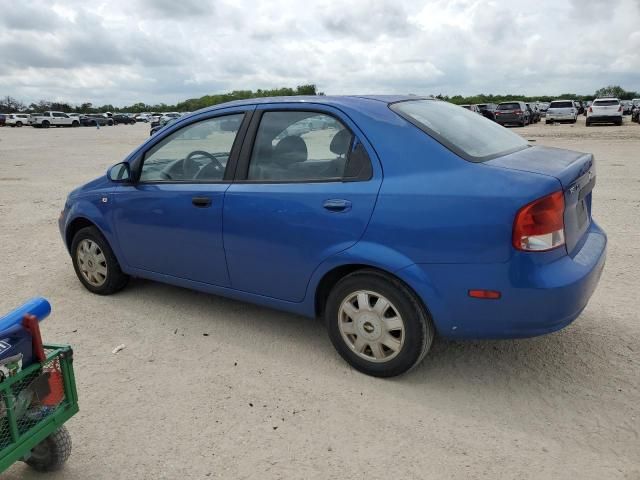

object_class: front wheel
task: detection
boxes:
[71,226,129,295]
[42,121,50,128]
[16,121,23,127]
[72,121,79,127]
[325,270,434,377]
[24,426,71,472]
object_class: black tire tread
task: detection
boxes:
[25,426,72,472]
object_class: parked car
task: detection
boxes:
[135,113,151,123]
[545,100,577,124]
[475,103,497,121]
[460,104,482,115]
[621,100,633,115]
[5,113,30,127]
[112,114,136,125]
[80,114,114,127]
[494,101,530,127]
[149,117,178,136]
[586,98,623,126]
[631,104,640,123]
[59,96,606,377]
[525,103,540,123]
[573,101,585,115]
[29,111,79,128]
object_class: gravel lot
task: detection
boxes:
[0,117,638,479]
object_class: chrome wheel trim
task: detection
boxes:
[76,239,108,287]
[338,290,405,363]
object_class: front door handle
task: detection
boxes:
[192,196,212,208]
[323,199,352,212]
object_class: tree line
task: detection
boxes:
[1,84,637,114]
[0,85,319,114]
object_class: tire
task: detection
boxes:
[71,226,129,295]
[108,120,114,126]
[24,426,71,472]
[72,121,79,127]
[616,119,622,126]
[16,121,23,127]
[42,120,50,128]
[325,269,434,377]
[586,119,591,127]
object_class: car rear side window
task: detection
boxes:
[391,99,528,162]
[593,100,619,106]
[246,111,370,182]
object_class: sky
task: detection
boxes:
[0,0,639,106]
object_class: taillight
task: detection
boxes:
[588,107,592,113]
[513,191,565,252]
[514,110,523,114]
[618,106,622,112]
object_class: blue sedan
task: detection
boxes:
[59,96,606,377]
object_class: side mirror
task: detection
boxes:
[108,162,131,183]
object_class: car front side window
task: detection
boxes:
[139,114,244,183]
[247,111,362,182]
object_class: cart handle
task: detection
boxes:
[0,297,51,331]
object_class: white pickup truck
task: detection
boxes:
[29,111,80,128]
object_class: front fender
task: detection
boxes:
[62,195,123,263]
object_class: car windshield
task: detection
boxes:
[497,103,520,110]
[391,99,528,162]
[593,100,619,106]
[549,101,573,108]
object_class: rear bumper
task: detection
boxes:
[546,113,575,121]
[495,114,524,124]
[397,221,607,339]
[587,115,621,123]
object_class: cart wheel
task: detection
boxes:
[25,426,72,472]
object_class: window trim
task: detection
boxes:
[233,109,373,184]
[389,99,529,163]
[134,111,252,185]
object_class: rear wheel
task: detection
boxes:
[325,270,434,377]
[24,426,71,472]
[42,120,50,128]
[108,120,114,126]
[586,119,591,127]
[16,121,23,127]
[71,226,129,295]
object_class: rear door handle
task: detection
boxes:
[323,199,352,212]
[192,196,212,208]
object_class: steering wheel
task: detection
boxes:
[183,150,224,179]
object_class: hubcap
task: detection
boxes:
[76,239,108,287]
[338,290,405,363]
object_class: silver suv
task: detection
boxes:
[545,100,577,124]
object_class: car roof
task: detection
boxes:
[195,95,428,113]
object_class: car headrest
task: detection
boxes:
[330,129,352,156]
[273,136,308,165]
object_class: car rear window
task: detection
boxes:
[497,103,520,110]
[390,99,528,162]
[549,101,574,108]
[593,100,619,106]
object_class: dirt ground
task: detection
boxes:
[0,116,638,479]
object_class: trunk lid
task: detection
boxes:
[485,145,595,255]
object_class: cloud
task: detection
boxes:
[0,0,638,106]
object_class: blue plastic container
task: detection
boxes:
[0,323,34,368]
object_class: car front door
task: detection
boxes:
[223,106,382,302]
[111,109,251,286]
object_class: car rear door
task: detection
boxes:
[111,108,252,286]
[223,104,382,302]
